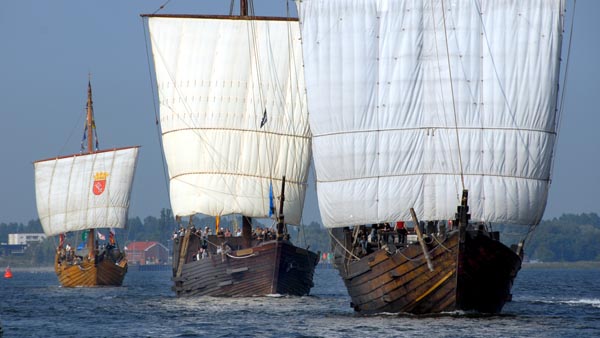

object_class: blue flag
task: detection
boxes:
[77,242,85,250]
[269,182,275,217]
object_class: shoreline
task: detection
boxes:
[522,261,600,269]
[5,266,54,273]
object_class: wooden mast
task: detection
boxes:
[239,0,253,247]
[276,176,286,240]
[240,0,248,16]
[86,78,97,260]
[455,189,471,243]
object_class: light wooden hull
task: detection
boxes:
[54,253,127,287]
[172,232,319,297]
[332,228,522,314]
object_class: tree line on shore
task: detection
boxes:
[0,208,330,266]
[1,210,599,266]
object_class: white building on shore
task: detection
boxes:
[8,233,46,245]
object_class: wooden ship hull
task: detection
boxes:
[331,227,522,314]
[54,252,128,287]
[172,230,319,297]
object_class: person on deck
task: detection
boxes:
[395,221,407,244]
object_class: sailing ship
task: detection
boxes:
[297,0,567,314]
[34,80,139,287]
[142,0,319,297]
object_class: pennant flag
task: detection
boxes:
[81,230,89,242]
[94,126,100,150]
[97,231,106,241]
[77,242,85,250]
[269,182,275,217]
[80,126,88,152]
[109,228,115,245]
[260,109,268,128]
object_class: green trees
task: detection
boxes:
[526,213,600,262]
[2,211,600,264]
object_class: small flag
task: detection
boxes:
[268,182,275,217]
[81,127,88,151]
[81,230,89,242]
[77,242,85,250]
[260,109,268,128]
[97,231,106,241]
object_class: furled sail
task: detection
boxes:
[297,0,565,228]
[147,16,311,224]
[34,147,139,237]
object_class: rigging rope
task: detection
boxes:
[551,0,577,180]
[429,0,463,201]
[440,0,466,191]
[141,18,173,210]
[152,0,171,15]
[327,229,360,261]
[245,0,274,212]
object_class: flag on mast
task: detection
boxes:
[269,182,275,217]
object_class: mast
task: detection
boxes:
[240,0,248,16]
[87,79,94,154]
[86,78,96,260]
[242,216,252,248]
[238,0,252,247]
[276,176,286,240]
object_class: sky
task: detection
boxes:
[0,0,597,226]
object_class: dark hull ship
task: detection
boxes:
[172,226,319,296]
[297,0,566,315]
[331,193,522,314]
[144,1,318,298]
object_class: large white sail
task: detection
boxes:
[298,0,565,228]
[147,16,311,224]
[34,147,140,237]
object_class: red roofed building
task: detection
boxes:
[125,241,169,265]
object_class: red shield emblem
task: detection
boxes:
[92,172,109,196]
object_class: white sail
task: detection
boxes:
[298,0,565,228]
[147,16,311,224]
[34,147,140,237]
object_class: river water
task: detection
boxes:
[1,266,599,337]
